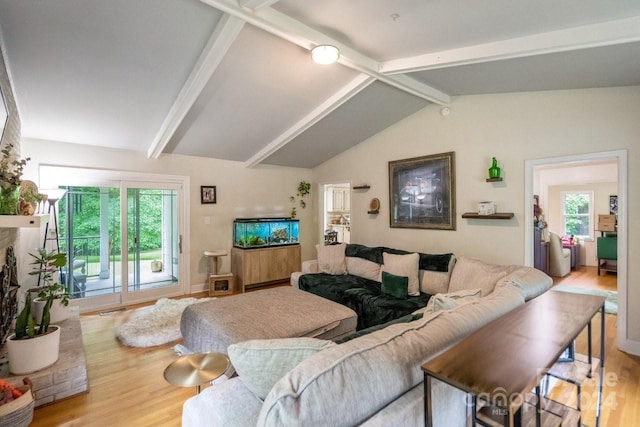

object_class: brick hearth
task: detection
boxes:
[0,307,89,407]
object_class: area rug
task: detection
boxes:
[116,297,215,347]
[552,285,617,315]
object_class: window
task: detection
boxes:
[562,192,593,239]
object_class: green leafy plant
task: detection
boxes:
[14,249,69,339]
[290,181,310,217]
[0,143,30,191]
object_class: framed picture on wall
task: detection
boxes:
[201,186,217,204]
[388,151,456,230]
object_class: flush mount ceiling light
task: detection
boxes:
[311,44,340,65]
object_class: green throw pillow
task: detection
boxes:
[381,271,409,299]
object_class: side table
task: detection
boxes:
[563,244,580,270]
[163,352,230,394]
[422,291,605,427]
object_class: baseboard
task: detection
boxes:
[618,338,640,356]
[189,282,208,294]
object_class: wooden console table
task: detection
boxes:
[422,290,605,427]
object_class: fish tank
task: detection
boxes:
[233,217,300,249]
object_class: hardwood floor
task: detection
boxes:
[31,271,638,426]
[552,264,617,292]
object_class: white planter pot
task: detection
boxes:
[6,325,61,375]
[31,298,70,324]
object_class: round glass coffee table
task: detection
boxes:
[163,352,230,394]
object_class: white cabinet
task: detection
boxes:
[328,187,350,212]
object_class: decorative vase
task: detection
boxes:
[0,186,20,215]
[6,325,61,375]
[488,157,501,179]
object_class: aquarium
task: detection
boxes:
[233,217,300,249]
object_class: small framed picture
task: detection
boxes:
[201,186,217,204]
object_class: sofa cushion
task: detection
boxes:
[381,271,409,299]
[448,256,509,296]
[381,252,420,296]
[182,377,262,427]
[416,288,482,314]
[419,255,456,295]
[228,337,335,400]
[345,256,381,281]
[258,284,525,426]
[496,266,552,301]
[316,243,348,275]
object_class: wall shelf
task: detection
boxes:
[352,185,370,190]
[0,214,49,228]
[462,212,514,220]
[485,177,503,182]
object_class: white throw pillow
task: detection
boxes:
[316,243,347,275]
[448,256,509,297]
[380,252,420,296]
[228,337,335,400]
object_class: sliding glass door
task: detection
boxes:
[124,184,180,301]
[57,179,184,310]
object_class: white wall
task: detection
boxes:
[20,138,313,293]
[311,86,640,345]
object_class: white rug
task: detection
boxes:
[116,297,215,347]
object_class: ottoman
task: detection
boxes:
[180,286,357,353]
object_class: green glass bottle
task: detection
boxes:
[488,157,501,179]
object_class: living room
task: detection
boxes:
[0,1,639,426]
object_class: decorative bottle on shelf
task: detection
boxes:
[488,157,501,179]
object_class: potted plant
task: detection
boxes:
[28,249,70,324]
[0,143,30,215]
[5,250,68,375]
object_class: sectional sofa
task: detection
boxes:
[182,243,552,426]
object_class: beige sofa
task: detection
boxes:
[182,250,551,427]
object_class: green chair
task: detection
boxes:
[597,236,617,275]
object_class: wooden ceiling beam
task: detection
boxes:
[147,14,244,159]
[381,15,640,74]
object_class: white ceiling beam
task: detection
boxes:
[199,0,450,105]
[381,15,640,74]
[147,14,245,159]
[244,74,375,168]
[239,0,280,11]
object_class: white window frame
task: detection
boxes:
[561,190,594,241]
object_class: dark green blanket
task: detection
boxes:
[345,244,453,272]
[298,273,431,330]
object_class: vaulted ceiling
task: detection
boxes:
[1,0,639,168]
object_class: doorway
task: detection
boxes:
[525,150,628,351]
[323,183,351,244]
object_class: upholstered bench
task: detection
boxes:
[180,286,357,354]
